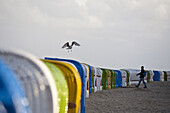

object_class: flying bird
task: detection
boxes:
[62,41,80,52]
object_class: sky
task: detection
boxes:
[0,0,170,71]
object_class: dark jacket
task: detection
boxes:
[137,70,146,78]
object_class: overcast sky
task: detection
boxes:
[0,0,170,71]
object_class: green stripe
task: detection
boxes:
[43,61,68,113]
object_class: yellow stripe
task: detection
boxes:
[42,59,82,113]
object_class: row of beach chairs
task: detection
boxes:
[0,49,169,113]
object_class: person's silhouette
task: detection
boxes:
[136,66,147,88]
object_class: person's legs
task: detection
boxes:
[136,78,142,88]
[143,79,147,88]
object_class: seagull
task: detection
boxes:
[62,41,80,52]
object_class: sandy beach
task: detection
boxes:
[85,81,170,113]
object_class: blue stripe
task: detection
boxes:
[45,57,86,113]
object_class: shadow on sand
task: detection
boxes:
[134,88,151,92]
[121,86,136,88]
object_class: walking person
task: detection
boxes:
[136,66,147,88]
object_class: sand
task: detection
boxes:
[85,81,170,113]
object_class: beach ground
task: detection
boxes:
[85,81,170,113]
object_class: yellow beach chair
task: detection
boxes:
[43,59,82,113]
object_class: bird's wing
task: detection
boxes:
[62,42,69,48]
[72,41,80,46]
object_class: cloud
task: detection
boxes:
[75,0,87,7]
[0,0,105,29]
[155,4,169,20]
[0,0,48,25]
[0,0,170,70]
